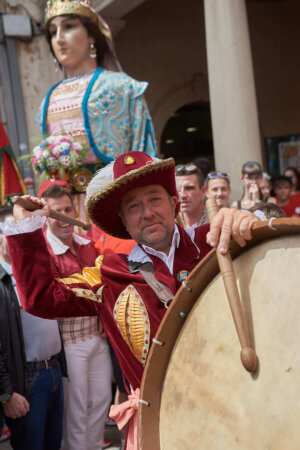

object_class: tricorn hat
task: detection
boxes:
[86,151,178,239]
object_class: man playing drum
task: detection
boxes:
[2,152,259,449]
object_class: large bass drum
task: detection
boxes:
[138,218,300,450]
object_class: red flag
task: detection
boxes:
[0,121,27,205]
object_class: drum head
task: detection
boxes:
[138,219,300,450]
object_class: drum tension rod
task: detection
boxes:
[139,399,150,407]
[206,198,257,373]
[268,217,278,230]
[152,338,164,346]
[182,281,192,292]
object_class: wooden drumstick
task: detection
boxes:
[206,198,257,373]
[12,196,92,231]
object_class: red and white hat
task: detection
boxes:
[86,151,178,239]
[38,179,68,198]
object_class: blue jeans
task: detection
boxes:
[6,361,63,450]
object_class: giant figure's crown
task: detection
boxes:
[44,0,111,39]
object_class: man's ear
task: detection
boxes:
[119,210,126,227]
[201,185,208,198]
[171,195,178,211]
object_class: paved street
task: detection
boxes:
[0,423,122,450]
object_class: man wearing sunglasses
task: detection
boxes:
[175,164,209,227]
[206,172,231,209]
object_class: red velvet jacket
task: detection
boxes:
[7,224,211,390]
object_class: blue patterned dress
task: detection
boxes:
[37,67,157,164]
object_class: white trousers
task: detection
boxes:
[61,336,112,450]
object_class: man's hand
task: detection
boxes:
[2,392,30,419]
[13,195,50,221]
[207,208,259,254]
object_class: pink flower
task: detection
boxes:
[31,157,38,165]
[48,143,55,149]
[60,136,72,143]
[36,150,43,158]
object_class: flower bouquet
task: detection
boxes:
[30,135,88,182]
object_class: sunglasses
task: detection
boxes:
[242,161,262,173]
[175,164,198,174]
[207,172,230,180]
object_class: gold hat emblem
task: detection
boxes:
[124,155,135,165]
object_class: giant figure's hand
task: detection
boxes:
[13,195,50,221]
[3,392,30,419]
[206,208,259,254]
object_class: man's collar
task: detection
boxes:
[142,224,180,257]
[128,225,180,263]
[46,229,91,255]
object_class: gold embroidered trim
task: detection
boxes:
[47,108,84,123]
[57,255,104,287]
[113,284,150,366]
[71,287,103,303]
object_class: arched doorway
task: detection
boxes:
[160,102,214,166]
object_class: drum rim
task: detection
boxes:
[138,217,300,450]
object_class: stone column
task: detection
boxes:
[204,0,262,200]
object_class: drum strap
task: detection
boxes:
[136,262,174,308]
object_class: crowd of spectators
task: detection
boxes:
[183,157,300,220]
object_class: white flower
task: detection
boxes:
[42,150,51,158]
[60,142,70,151]
[46,136,57,144]
[59,155,72,168]
[53,142,70,154]
[46,156,59,169]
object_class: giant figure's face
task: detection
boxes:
[120,185,177,254]
[48,16,94,74]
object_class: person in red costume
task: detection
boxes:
[40,183,112,450]
[3,151,259,450]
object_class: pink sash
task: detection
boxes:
[109,388,140,450]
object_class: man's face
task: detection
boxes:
[206,178,231,208]
[274,182,291,203]
[46,195,76,244]
[176,174,206,216]
[120,184,177,253]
